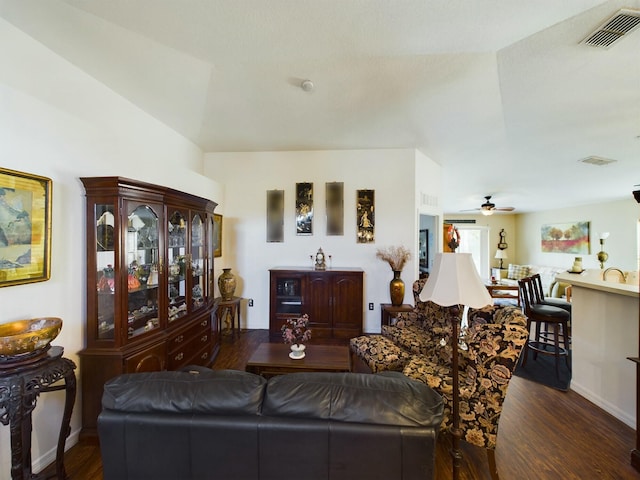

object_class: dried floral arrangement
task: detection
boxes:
[281,314,312,346]
[376,245,411,272]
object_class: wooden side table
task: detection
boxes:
[0,346,76,480]
[485,282,520,306]
[380,303,414,326]
[215,297,242,335]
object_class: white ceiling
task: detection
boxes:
[2,0,639,213]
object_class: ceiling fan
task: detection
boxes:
[463,196,515,216]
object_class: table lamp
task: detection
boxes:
[419,252,492,480]
[495,249,507,269]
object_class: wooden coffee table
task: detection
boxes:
[245,343,351,377]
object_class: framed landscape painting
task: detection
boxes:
[0,168,52,287]
[541,221,590,254]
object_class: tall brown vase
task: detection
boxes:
[218,268,237,300]
[389,270,405,306]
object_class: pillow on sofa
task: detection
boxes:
[507,264,530,280]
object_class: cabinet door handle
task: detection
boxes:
[175,335,184,343]
[201,352,208,360]
[174,352,184,361]
[201,334,208,342]
[201,320,208,327]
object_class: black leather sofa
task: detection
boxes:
[98,367,444,480]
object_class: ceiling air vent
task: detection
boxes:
[579,156,617,166]
[582,9,640,48]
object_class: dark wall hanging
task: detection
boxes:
[356,189,375,243]
[326,182,344,236]
[296,182,313,235]
[266,190,284,242]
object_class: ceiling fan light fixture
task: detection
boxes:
[481,209,493,216]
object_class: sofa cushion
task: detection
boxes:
[101,368,266,415]
[507,264,530,280]
[263,371,443,428]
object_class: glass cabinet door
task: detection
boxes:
[167,209,188,322]
[191,212,206,311]
[125,203,161,339]
[95,204,116,340]
[207,214,215,300]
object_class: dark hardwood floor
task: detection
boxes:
[45,329,639,479]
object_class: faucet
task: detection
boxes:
[603,267,628,282]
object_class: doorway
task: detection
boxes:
[456,225,491,278]
[419,214,437,277]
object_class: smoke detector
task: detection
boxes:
[582,9,640,48]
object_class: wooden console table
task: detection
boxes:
[0,346,77,480]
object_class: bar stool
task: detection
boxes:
[518,276,571,379]
[531,273,572,341]
[531,274,572,313]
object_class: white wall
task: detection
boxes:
[515,198,639,272]
[0,19,221,477]
[415,149,443,272]
[204,149,442,334]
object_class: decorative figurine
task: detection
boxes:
[314,248,327,270]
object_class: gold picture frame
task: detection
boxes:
[213,213,222,257]
[0,168,52,287]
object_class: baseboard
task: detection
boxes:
[31,427,81,474]
[570,380,635,429]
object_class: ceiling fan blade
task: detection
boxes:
[494,207,515,211]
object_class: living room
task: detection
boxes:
[1,1,640,478]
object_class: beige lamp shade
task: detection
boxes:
[419,253,492,308]
[494,249,507,260]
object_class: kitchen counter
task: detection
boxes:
[555,269,639,430]
[556,270,639,298]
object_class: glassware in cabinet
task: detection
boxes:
[167,209,188,323]
[125,203,161,339]
[191,212,206,310]
[95,204,116,340]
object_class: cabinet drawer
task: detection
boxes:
[168,331,211,369]
[168,317,210,352]
[189,343,213,366]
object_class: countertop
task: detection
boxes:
[556,270,639,298]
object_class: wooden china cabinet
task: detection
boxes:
[79,177,219,438]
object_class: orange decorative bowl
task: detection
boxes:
[0,317,63,357]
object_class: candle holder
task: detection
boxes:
[597,232,609,269]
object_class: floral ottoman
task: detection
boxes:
[349,334,412,373]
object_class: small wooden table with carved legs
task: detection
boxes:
[0,346,76,480]
[215,297,243,336]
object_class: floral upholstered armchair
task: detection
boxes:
[391,281,528,480]
[350,279,528,478]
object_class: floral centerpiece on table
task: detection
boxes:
[281,314,312,346]
[376,245,411,272]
